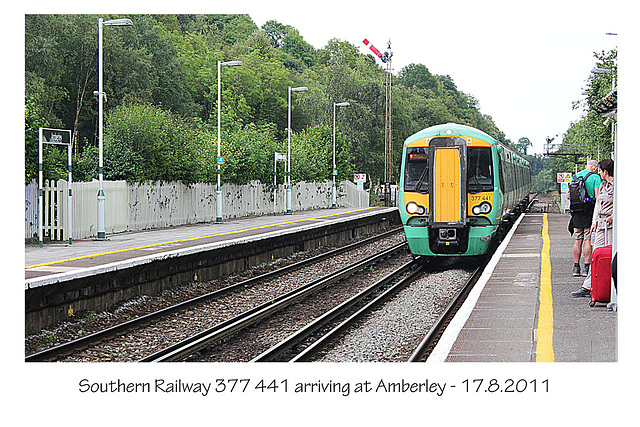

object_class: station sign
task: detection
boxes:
[41,128,71,145]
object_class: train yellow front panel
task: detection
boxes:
[433,148,461,223]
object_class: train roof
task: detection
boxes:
[402,123,529,167]
[403,123,498,146]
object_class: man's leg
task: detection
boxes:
[582,236,592,277]
[572,236,583,276]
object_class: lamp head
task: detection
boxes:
[103,18,133,26]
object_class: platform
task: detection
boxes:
[429,212,617,363]
[25,206,399,333]
[25,207,393,283]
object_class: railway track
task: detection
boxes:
[145,255,481,363]
[408,265,483,362]
[256,258,424,362]
[299,259,480,362]
[25,228,405,362]
[141,242,412,362]
[28,217,505,363]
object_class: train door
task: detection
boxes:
[433,148,461,222]
[428,137,467,227]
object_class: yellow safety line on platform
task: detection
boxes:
[26,208,375,270]
[536,213,555,362]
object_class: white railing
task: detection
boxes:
[25,179,369,241]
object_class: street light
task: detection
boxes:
[216,59,243,223]
[332,102,350,208]
[286,86,308,214]
[96,17,133,240]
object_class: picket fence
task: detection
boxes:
[25,179,369,241]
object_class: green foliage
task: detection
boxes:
[25,14,515,187]
[102,103,205,184]
[220,122,281,185]
[291,125,354,182]
[514,137,532,155]
[560,50,616,164]
[25,98,49,183]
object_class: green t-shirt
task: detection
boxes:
[575,169,601,199]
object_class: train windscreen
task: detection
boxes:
[404,147,429,193]
[467,147,494,193]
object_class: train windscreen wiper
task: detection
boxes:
[414,166,429,194]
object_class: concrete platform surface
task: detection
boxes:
[25,207,393,282]
[431,213,617,363]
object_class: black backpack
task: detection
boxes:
[569,171,595,212]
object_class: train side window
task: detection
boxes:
[497,153,505,191]
[404,147,429,193]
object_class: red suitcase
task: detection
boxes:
[589,245,612,307]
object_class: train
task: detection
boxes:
[399,123,531,257]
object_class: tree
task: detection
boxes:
[220,122,281,185]
[100,103,205,184]
[515,137,532,155]
[25,98,50,183]
[561,49,616,161]
[25,13,515,188]
[290,125,353,183]
[261,20,289,48]
[397,63,438,92]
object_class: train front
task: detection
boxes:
[399,124,500,257]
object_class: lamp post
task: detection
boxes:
[96,17,132,239]
[286,86,308,214]
[332,102,350,208]
[216,59,243,223]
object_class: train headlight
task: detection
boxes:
[406,202,425,215]
[472,202,492,215]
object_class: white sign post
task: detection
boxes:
[354,174,366,207]
[557,172,572,213]
[38,128,73,246]
[274,152,287,214]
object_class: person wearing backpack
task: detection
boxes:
[572,158,614,298]
[569,160,601,277]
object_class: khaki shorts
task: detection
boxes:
[574,227,590,240]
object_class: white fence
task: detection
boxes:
[25,179,369,241]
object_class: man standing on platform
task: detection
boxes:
[569,160,601,277]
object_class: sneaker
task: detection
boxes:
[582,264,590,277]
[571,287,590,298]
[572,265,581,276]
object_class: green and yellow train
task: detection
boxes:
[399,123,531,257]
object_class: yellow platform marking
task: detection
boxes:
[536,213,555,362]
[26,208,374,270]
